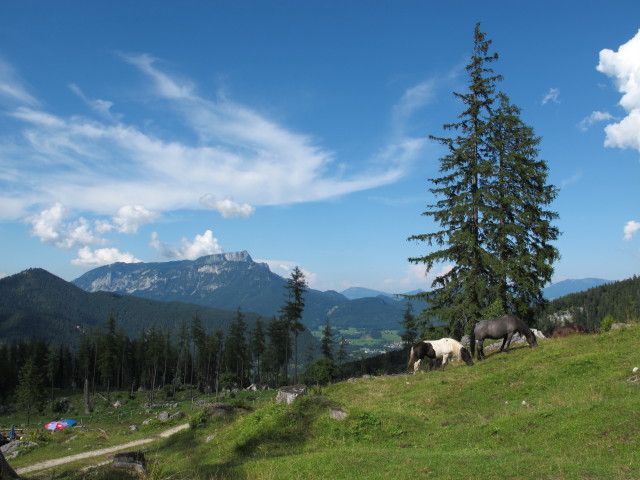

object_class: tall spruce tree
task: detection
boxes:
[16,357,45,425]
[282,266,307,383]
[224,307,249,388]
[408,23,559,336]
[485,93,560,321]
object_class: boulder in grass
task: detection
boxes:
[276,385,307,405]
[329,408,348,420]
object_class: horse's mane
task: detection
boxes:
[512,316,534,338]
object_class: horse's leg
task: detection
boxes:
[413,358,421,374]
[503,332,515,352]
[499,335,508,352]
[477,340,484,360]
[441,354,449,370]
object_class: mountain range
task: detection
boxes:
[0,267,273,347]
[71,251,424,331]
[0,251,616,353]
[342,280,611,301]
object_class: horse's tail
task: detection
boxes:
[469,326,476,359]
[408,345,415,369]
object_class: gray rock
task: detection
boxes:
[1,440,38,460]
[611,323,632,330]
[169,411,185,420]
[329,408,348,420]
[276,385,307,405]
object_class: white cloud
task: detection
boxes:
[72,246,141,266]
[199,194,255,218]
[27,202,109,249]
[623,220,640,241]
[0,54,419,223]
[383,263,453,293]
[69,84,119,121]
[255,258,318,287]
[578,111,615,131]
[0,58,39,106]
[597,29,640,151]
[391,80,435,137]
[27,202,65,243]
[150,230,223,260]
[113,205,159,233]
[542,88,560,105]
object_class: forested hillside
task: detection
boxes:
[537,275,639,331]
[0,268,262,344]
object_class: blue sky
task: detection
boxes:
[1,1,639,293]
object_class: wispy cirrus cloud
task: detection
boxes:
[0,57,39,106]
[542,88,560,105]
[1,53,431,268]
[597,29,640,151]
[1,54,416,222]
[578,111,615,131]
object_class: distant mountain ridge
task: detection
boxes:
[72,252,423,331]
[542,278,611,300]
[341,279,610,301]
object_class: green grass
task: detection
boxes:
[7,326,640,479]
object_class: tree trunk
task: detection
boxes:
[0,449,20,479]
[84,377,92,414]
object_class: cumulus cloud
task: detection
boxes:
[597,29,640,151]
[113,205,159,233]
[150,230,223,260]
[578,111,615,131]
[542,88,560,105]
[72,246,141,266]
[27,203,109,249]
[623,220,640,241]
[199,194,255,218]
[27,202,65,243]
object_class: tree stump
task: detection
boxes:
[112,451,146,473]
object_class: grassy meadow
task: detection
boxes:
[5,325,639,479]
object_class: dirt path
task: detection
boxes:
[16,423,189,475]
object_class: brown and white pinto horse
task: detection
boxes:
[408,338,474,373]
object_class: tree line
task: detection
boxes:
[0,267,356,420]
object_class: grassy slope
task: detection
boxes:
[17,326,640,480]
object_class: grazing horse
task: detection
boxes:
[470,315,537,360]
[408,338,474,373]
